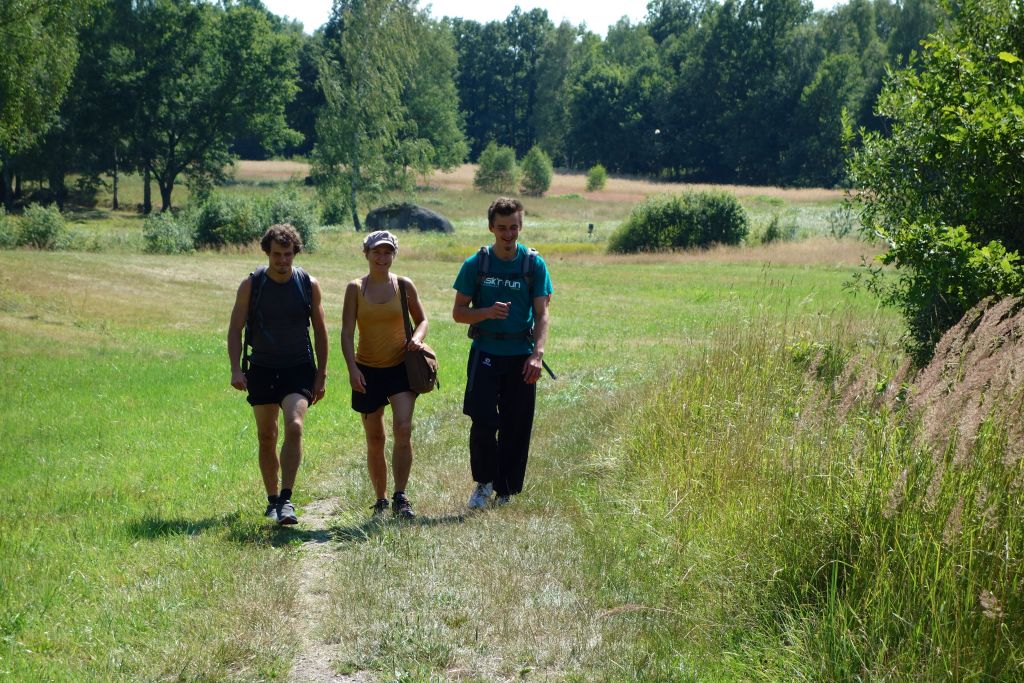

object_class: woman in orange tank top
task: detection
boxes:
[341,231,429,519]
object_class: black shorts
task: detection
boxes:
[351,361,412,414]
[246,363,316,406]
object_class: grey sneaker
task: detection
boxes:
[371,498,390,517]
[392,492,415,520]
[276,500,298,525]
[264,502,279,522]
[467,482,493,510]
[494,494,512,508]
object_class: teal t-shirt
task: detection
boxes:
[453,244,553,356]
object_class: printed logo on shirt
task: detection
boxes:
[482,356,492,367]
[483,276,523,290]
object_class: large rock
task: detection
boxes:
[365,203,453,233]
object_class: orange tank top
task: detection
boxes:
[355,276,407,368]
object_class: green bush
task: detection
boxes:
[264,188,319,249]
[18,204,66,250]
[848,0,1024,360]
[0,207,17,249]
[608,191,749,253]
[473,141,520,194]
[143,212,196,254]
[586,163,607,192]
[519,145,552,197]
[193,191,320,250]
[760,214,798,244]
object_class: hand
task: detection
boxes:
[349,368,367,393]
[522,353,543,385]
[231,368,247,391]
[311,375,327,405]
[489,301,511,320]
[406,337,424,352]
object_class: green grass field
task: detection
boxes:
[2,171,1020,681]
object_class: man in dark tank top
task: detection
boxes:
[227,224,329,525]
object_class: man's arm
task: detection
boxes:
[522,294,550,384]
[452,292,510,324]
[227,277,252,391]
[309,278,329,405]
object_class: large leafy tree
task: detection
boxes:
[849,0,1024,361]
[126,0,299,212]
[314,0,466,230]
[0,0,93,209]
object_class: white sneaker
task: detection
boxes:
[467,482,493,510]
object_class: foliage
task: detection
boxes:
[0,207,16,249]
[473,141,521,194]
[848,0,1024,362]
[585,163,607,191]
[760,214,798,244]
[142,212,195,254]
[519,145,553,196]
[17,204,66,250]
[313,0,466,230]
[0,0,93,158]
[118,1,300,212]
[193,190,318,249]
[608,191,749,253]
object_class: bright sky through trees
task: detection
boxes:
[262,0,841,35]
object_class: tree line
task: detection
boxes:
[2,0,943,215]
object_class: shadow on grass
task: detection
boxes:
[327,512,468,545]
[128,511,467,548]
[126,513,243,538]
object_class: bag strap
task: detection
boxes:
[398,278,414,343]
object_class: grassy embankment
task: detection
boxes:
[2,165,1018,680]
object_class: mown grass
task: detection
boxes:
[0,225,892,681]
[8,173,1014,680]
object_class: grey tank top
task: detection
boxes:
[250,275,313,369]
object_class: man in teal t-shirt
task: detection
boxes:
[452,197,553,510]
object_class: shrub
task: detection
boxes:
[0,207,17,249]
[608,191,749,253]
[19,204,66,250]
[586,163,607,192]
[143,211,196,254]
[193,195,265,248]
[473,141,520,194]
[848,0,1024,360]
[264,188,319,250]
[519,145,552,197]
[760,214,798,244]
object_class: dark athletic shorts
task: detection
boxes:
[246,363,316,406]
[351,361,412,414]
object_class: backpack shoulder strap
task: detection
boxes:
[472,246,490,305]
[292,266,312,314]
[523,247,538,292]
[248,266,269,320]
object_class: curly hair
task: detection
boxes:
[260,224,303,254]
[487,197,524,226]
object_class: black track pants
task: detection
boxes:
[463,349,537,496]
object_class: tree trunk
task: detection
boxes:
[111,147,120,211]
[13,171,21,198]
[1,159,11,212]
[158,176,173,212]
[49,170,66,211]
[350,187,361,231]
[143,163,152,214]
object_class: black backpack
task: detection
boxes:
[242,266,312,371]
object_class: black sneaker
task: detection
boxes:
[371,498,390,517]
[276,499,298,525]
[392,492,415,520]
[264,502,279,522]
